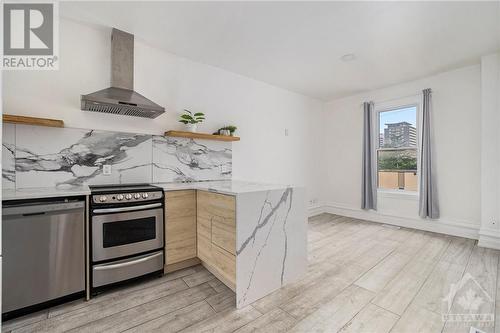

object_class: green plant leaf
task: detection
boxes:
[183,109,192,114]
[193,112,205,117]
[180,114,193,120]
[179,120,189,124]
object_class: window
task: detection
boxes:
[377,105,418,192]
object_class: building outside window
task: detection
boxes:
[377,105,418,192]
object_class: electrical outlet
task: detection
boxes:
[103,164,112,175]
[220,164,232,174]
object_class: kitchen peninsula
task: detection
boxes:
[160,180,307,308]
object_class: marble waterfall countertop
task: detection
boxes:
[2,180,296,200]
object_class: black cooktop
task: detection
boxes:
[89,183,161,193]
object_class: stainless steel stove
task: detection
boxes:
[89,184,164,294]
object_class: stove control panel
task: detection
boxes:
[92,191,163,204]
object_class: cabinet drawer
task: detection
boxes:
[211,215,236,255]
[197,191,235,220]
[212,244,236,289]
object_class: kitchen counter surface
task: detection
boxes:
[156,180,295,195]
[2,180,295,200]
[3,186,91,201]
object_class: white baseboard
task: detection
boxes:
[308,204,325,218]
[314,203,480,240]
[478,228,500,250]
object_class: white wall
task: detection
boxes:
[2,18,325,205]
[323,65,482,238]
[478,53,500,248]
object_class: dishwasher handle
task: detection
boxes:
[3,201,85,217]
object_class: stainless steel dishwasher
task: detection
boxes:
[2,198,85,318]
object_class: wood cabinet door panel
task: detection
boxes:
[166,216,196,264]
[212,244,236,288]
[165,190,197,265]
[197,191,235,220]
[166,190,196,219]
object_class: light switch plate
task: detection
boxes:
[103,164,112,175]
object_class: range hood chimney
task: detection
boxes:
[81,28,165,119]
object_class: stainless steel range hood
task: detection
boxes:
[81,28,165,119]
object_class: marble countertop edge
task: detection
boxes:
[2,180,300,201]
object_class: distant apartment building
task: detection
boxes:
[383,122,417,148]
[379,133,384,147]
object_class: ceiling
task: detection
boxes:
[61,1,500,101]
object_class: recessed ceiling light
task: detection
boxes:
[341,53,356,62]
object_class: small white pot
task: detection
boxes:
[186,123,197,132]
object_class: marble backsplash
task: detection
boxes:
[2,124,232,189]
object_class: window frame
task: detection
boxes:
[374,102,420,196]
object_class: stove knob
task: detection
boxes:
[142,193,149,199]
[99,195,107,202]
[134,193,141,199]
[116,194,124,201]
[125,194,133,200]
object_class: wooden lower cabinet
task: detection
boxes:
[164,189,236,291]
[165,190,197,267]
[197,191,237,290]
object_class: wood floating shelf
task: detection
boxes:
[165,130,240,142]
[3,114,64,128]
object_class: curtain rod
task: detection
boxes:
[373,92,422,105]
[358,89,430,107]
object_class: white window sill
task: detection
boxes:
[377,189,419,201]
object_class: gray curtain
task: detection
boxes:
[419,89,440,219]
[362,101,377,210]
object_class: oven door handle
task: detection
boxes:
[92,203,162,214]
[94,252,163,271]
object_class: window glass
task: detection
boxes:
[377,106,417,191]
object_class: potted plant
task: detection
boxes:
[225,125,237,136]
[216,125,237,136]
[178,109,205,132]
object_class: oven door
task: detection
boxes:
[92,204,163,262]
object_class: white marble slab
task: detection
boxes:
[2,124,15,190]
[2,124,234,189]
[14,125,152,188]
[235,186,307,308]
[2,180,295,200]
[156,180,295,195]
[152,136,231,183]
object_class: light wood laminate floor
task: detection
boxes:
[3,214,499,333]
